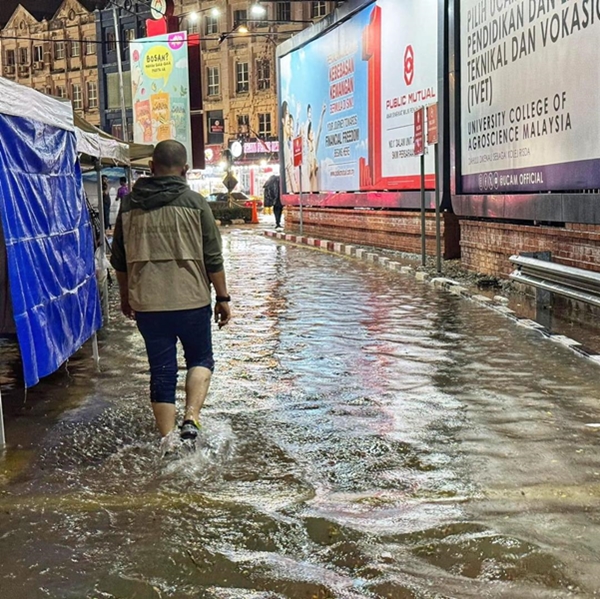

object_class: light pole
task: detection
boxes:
[112,2,129,142]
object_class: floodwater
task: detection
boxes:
[2,228,600,598]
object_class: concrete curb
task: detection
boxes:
[264,230,600,366]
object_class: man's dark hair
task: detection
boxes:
[152,140,187,170]
[120,177,127,185]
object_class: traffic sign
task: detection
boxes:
[293,135,303,167]
[414,107,424,156]
[427,103,438,145]
[223,172,238,192]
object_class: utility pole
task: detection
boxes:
[112,2,129,141]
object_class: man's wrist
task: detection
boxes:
[215,294,231,303]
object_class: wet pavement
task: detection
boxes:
[2,227,600,598]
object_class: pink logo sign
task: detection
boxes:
[168,32,185,50]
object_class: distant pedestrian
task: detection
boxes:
[101,175,111,230]
[264,175,283,229]
[111,140,231,455]
[116,176,129,201]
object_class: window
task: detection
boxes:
[257,59,271,90]
[186,18,199,34]
[111,123,123,140]
[5,50,15,66]
[233,9,247,27]
[237,114,249,136]
[34,45,43,62]
[258,113,272,137]
[87,81,98,109]
[236,62,249,93]
[311,1,327,18]
[54,41,65,60]
[71,40,80,57]
[112,121,133,142]
[19,47,28,65]
[56,86,66,99]
[46,86,52,95]
[207,66,220,96]
[276,2,291,21]
[106,31,116,53]
[125,28,136,42]
[106,71,132,109]
[205,14,218,34]
[72,84,82,110]
[85,38,96,55]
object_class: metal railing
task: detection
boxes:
[509,254,600,308]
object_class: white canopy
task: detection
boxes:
[0,76,73,131]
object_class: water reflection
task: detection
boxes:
[0,229,599,597]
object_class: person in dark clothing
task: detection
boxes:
[111,140,231,454]
[264,175,282,229]
[101,175,111,230]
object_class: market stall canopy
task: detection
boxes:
[73,113,154,166]
[0,75,73,131]
[0,76,101,387]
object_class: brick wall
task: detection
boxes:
[460,220,600,277]
[284,208,461,259]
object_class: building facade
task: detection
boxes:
[96,2,151,141]
[173,1,335,160]
[0,0,104,126]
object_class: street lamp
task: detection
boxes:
[218,28,303,44]
[251,3,267,16]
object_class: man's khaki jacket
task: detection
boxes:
[110,176,224,312]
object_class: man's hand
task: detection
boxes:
[120,296,135,320]
[214,301,231,328]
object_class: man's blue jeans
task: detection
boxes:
[136,305,214,404]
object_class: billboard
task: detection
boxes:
[278,0,438,194]
[130,32,191,159]
[460,0,600,193]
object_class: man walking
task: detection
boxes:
[264,175,283,229]
[111,140,231,452]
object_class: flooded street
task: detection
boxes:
[2,228,600,598]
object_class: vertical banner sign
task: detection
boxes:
[130,32,191,160]
[293,135,303,167]
[278,0,438,195]
[427,103,438,145]
[460,0,600,193]
[414,107,424,156]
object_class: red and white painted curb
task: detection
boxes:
[264,230,600,365]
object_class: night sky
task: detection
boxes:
[0,0,108,26]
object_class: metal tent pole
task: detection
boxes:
[0,387,5,447]
[96,160,109,323]
[92,332,100,372]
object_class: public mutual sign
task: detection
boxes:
[130,32,191,160]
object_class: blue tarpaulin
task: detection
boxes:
[0,112,102,387]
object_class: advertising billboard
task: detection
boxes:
[278,0,438,194]
[130,32,191,159]
[460,0,600,193]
